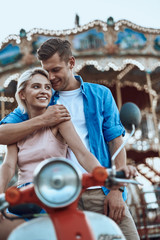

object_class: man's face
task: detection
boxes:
[41,53,74,91]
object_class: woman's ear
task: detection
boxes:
[19,90,26,100]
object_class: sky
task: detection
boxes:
[0,0,160,43]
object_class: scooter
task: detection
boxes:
[0,102,142,240]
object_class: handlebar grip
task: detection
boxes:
[115,170,126,178]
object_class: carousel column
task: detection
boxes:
[146,71,160,152]
[0,89,5,119]
[116,64,135,110]
[115,77,122,110]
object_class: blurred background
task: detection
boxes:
[0,1,160,239]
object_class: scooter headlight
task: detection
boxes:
[33,157,82,208]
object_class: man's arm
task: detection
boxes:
[0,105,70,145]
[108,135,126,169]
[104,135,127,223]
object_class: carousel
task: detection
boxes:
[0,17,160,239]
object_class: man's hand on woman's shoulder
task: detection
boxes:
[40,104,71,127]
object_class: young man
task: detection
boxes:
[0,38,139,239]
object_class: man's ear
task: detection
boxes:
[69,56,75,69]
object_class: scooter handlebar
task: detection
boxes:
[0,193,9,211]
[92,167,127,181]
[115,170,126,178]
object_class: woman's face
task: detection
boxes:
[20,73,52,112]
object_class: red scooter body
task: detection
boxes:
[2,158,126,240]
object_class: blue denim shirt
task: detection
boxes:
[0,75,127,200]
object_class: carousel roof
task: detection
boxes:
[0,18,160,102]
[0,18,160,72]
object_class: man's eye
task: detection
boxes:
[52,68,59,72]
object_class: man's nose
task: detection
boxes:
[49,72,55,80]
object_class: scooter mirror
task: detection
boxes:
[111,102,141,176]
[120,102,141,131]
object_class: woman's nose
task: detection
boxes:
[40,87,48,93]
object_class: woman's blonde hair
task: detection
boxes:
[15,67,49,113]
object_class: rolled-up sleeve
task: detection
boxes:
[0,107,28,124]
[103,89,125,142]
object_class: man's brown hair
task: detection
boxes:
[37,38,72,62]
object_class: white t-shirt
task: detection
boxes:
[57,88,89,173]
